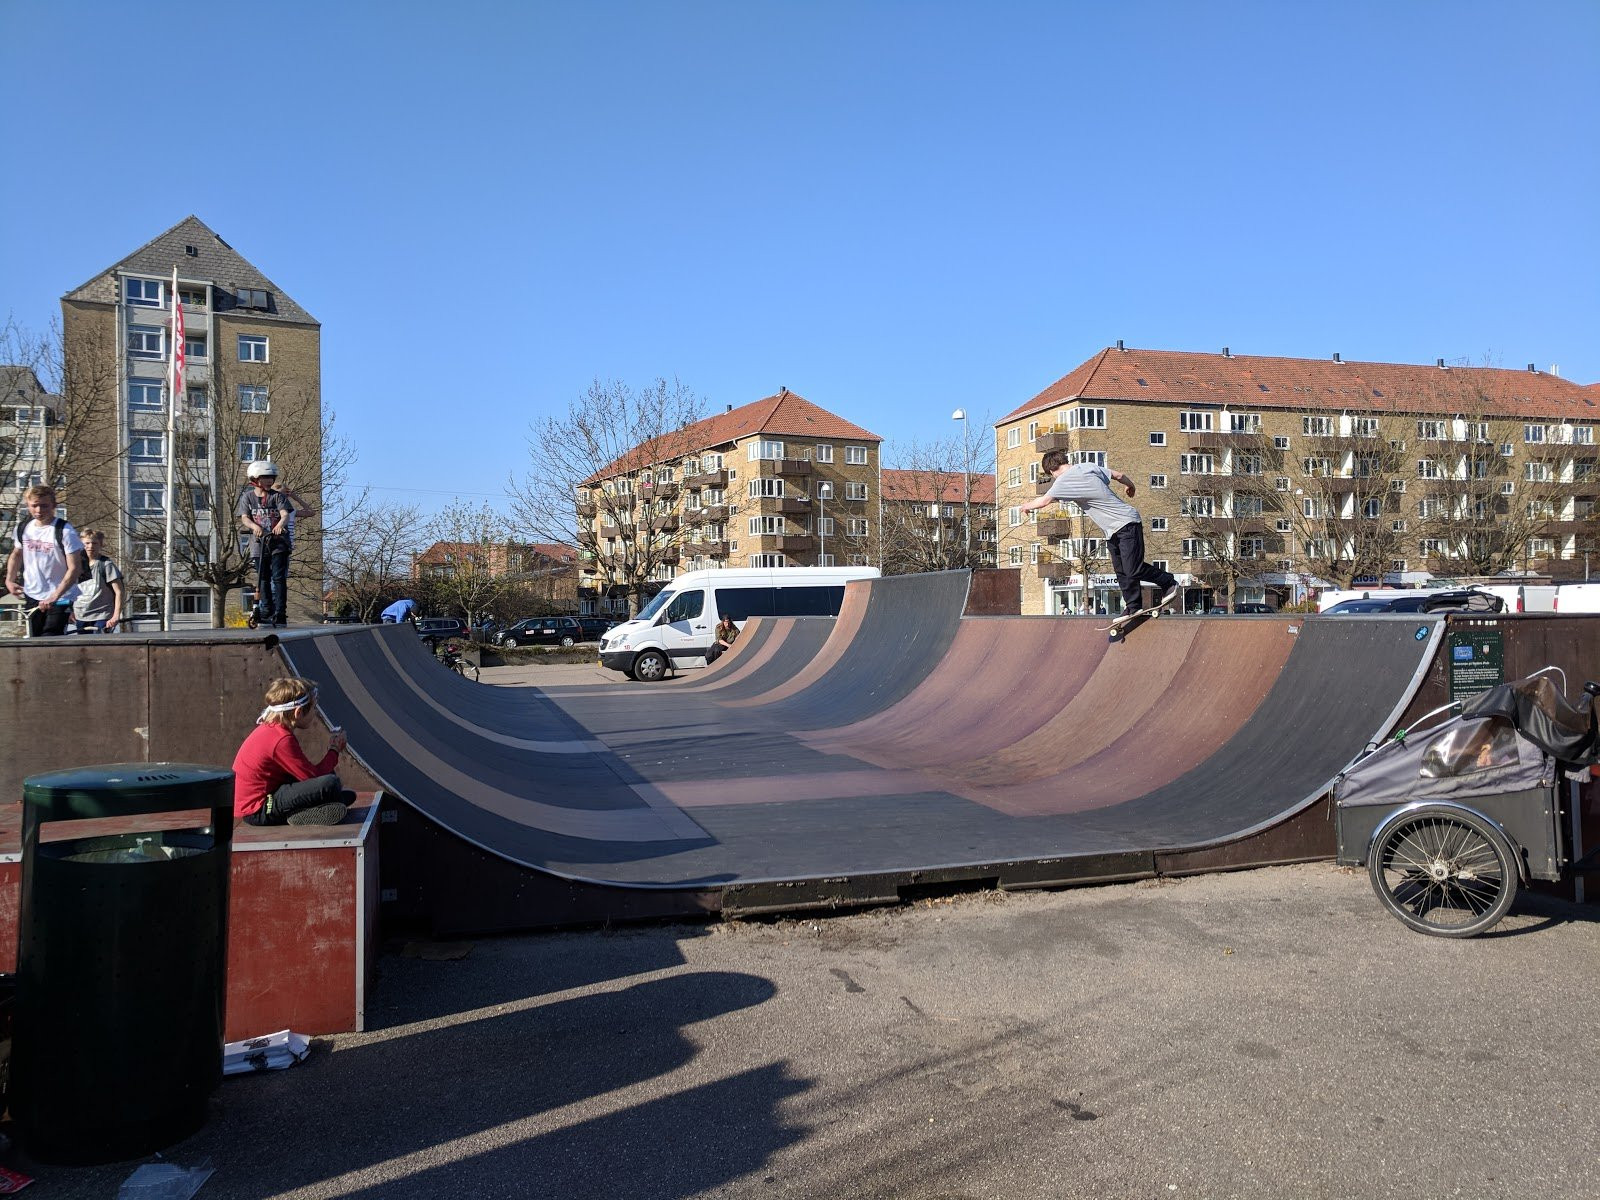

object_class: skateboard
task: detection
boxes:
[1097,595,1179,642]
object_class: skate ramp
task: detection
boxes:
[279,573,1443,894]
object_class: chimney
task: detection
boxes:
[1222,347,1231,358]
[1333,353,1342,363]
[1528,363,1537,373]
[725,404,733,413]
[1437,358,1446,369]
[1116,339,1125,351]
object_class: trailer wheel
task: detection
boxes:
[1368,805,1517,937]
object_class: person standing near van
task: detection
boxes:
[1020,449,1179,618]
[6,484,84,637]
[72,528,125,633]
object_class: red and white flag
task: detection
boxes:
[169,278,186,408]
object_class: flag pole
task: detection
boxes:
[162,267,182,631]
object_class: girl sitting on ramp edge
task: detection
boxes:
[232,677,355,827]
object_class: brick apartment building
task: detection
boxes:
[578,389,881,614]
[997,346,1600,616]
[57,216,323,627]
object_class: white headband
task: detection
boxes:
[257,689,317,724]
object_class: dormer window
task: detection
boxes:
[237,288,271,310]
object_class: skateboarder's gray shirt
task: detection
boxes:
[1045,464,1140,535]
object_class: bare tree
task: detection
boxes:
[324,498,427,621]
[879,434,997,574]
[509,378,705,616]
[0,317,123,537]
[418,500,517,629]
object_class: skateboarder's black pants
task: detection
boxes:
[1108,522,1176,614]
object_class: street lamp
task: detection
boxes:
[951,408,971,564]
[816,481,833,566]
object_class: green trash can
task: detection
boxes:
[12,764,233,1165]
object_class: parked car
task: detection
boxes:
[1322,589,1504,616]
[496,615,616,648]
[414,617,469,649]
[1235,603,1276,614]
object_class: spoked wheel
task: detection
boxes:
[453,661,479,682]
[1368,805,1518,937]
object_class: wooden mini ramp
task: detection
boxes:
[271,572,1444,920]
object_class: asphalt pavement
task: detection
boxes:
[16,863,1600,1200]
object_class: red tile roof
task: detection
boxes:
[588,390,881,483]
[882,468,996,505]
[1001,348,1599,425]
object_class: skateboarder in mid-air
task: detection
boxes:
[1020,449,1179,624]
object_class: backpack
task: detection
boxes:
[16,517,91,583]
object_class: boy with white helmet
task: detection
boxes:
[237,459,295,628]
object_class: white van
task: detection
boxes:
[1554,583,1600,613]
[599,566,880,682]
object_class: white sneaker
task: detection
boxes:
[1158,585,1180,610]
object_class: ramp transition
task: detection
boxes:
[279,571,1444,914]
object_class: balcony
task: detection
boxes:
[1035,558,1075,581]
[685,468,729,489]
[761,457,813,477]
[641,480,680,500]
[1189,431,1266,450]
[576,500,596,519]
[1033,429,1072,453]
[650,514,680,533]
[689,503,728,522]
[1036,517,1076,539]
[691,540,730,558]
[773,534,815,552]
[775,497,811,514]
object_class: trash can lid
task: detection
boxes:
[23,763,235,822]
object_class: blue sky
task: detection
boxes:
[2,0,1596,518]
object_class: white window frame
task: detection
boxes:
[239,436,270,463]
[239,384,270,413]
[845,445,868,465]
[844,482,868,501]
[1149,432,1166,446]
[238,334,269,363]
[1150,474,1167,489]
[129,380,164,411]
[847,518,869,537]
[129,434,165,464]
[1179,411,1213,433]
[125,278,163,307]
[130,484,164,514]
[128,326,164,359]
[747,478,785,498]
[814,444,833,463]
[1007,428,1021,449]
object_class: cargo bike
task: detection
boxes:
[1335,669,1600,937]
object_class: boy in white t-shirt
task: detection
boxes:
[6,484,84,637]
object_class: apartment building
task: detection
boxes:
[58,216,323,627]
[0,367,62,629]
[997,346,1599,615]
[879,467,998,572]
[578,389,881,613]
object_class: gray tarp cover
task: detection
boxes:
[1335,716,1550,811]
[1462,675,1599,766]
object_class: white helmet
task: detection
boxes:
[247,459,280,480]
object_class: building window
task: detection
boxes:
[125,278,163,307]
[129,326,164,359]
[178,287,207,309]
[1071,407,1107,430]
[1149,432,1166,446]
[845,445,868,465]
[1179,454,1213,475]
[192,487,211,512]
[1235,496,1263,517]
[1575,426,1595,446]
[845,482,868,501]
[1182,495,1216,517]
[1027,421,1039,441]
[816,516,834,537]
[237,334,269,363]
[186,387,209,414]
[1273,436,1290,449]
[1275,519,1292,533]
[129,435,165,464]
[1072,451,1107,466]
[1150,474,1167,489]
[748,439,784,461]
[1390,479,1408,493]
[1276,477,1291,492]
[1419,538,1445,556]
[1524,424,1546,444]
[1240,536,1264,559]
[130,485,164,514]
[1302,416,1333,436]
[1528,538,1554,557]
[1235,453,1263,475]
[1182,538,1212,559]
[747,554,786,568]
[1179,411,1213,433]
[185,334,207,361]
[1302,457,1333,477]
[748,516,783,535]
[1417,420,1447,441]
[237,288,270,310]
[133,540,161,564]
[1392,519,1408,533]
[174,590,213,614]
[1363,498,1382,519]
[1008,507,1022,527]
[847,518,869,536]
[815,444,833,463]
[1008,545,1022,565]
[239,436,270,462]
[1007,428,1021,449]
[1007,467,1021,488]
[1525,461,1553,483]
[129,380,164,411]
[1150,517,1168,532]
[1230,413,1262,433]
[747,478,784,498]
[183,436,208,460]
